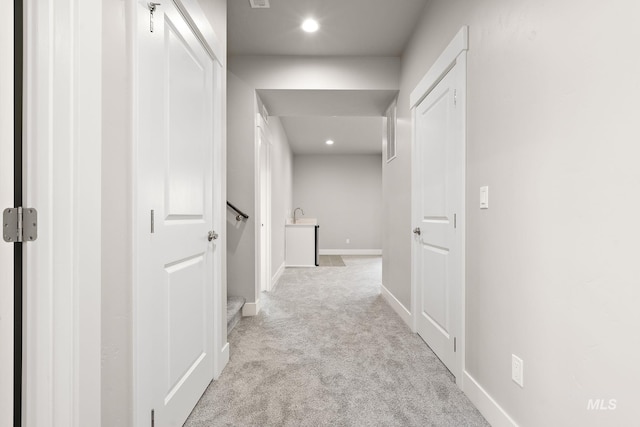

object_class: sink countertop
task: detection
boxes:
[286,218,318,226]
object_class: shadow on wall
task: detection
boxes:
[226,212,247,253]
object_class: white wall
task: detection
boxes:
[384,0,640,425]
[101,0,132,425]
[227,72,257,302]
[0,1,14,423]
[229,56,399,90]
[293,154,382,252]
[269,117,293,276]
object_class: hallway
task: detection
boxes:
[185,257,487,426]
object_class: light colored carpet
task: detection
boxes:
[185,256,488,427]
[318,255,346,267]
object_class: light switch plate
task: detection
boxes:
[480,186,489,209]
[512,354,524,388]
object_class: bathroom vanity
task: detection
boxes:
[285,218,319,267]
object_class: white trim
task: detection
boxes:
[380,284,412,329]
[0,2,14,423]
[215,343,230,380]
[409,26,468,109]
[463,372,519,427]
[242,300,261,317]
[25,0,102,425]
[271,261,285,290]
[319,249,382,256]
[174,0,225,66]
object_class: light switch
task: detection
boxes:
[480,186,489,209]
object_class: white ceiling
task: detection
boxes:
[229,0,427,154]
[228,0,428,56]
[279,117,383,155]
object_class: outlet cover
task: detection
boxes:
[512,354,524,388]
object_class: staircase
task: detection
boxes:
[227,296,245,334]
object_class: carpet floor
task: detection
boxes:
[185,256,488,427]
[318,255,346,267]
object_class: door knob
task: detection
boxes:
[413,227,421,235]
[208,230,218,241]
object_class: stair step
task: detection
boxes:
[227,296,245,334]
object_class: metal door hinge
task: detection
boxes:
[3,207,38,243]
[454,89,457,106]
[151,409,155,427]
[454,337,457,352]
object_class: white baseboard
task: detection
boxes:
[242,300,260,317]
[463,372,518,427]
[214,342,230,380]
[380,283,412,329]
[319,249,382,256]
[271,262,285,291]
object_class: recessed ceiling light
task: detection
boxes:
[325,139,334,145]
[301,18,319,33]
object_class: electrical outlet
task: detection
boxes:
[346,238,350,244]
[512,354,524,388]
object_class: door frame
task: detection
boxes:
[23,0,103,425]
[132,0,227,425]
[0,0,15,423]
[256,112,272,294]
[410,26,468,388]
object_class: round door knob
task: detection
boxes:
[208,230,218,241]
[413,227,421,235]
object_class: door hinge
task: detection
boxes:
[151,409,155,427]
[454,89,457,106]
[454,213,457,229]
[3,207,38,243]
[454,337,457,352]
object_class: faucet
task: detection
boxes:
[293,207,304,224]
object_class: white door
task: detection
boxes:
[413,64,464,378]
[137,2,217,426]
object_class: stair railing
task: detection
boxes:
[227,201,249,222]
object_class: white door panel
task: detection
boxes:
[137,2,216,426]
[414,65,463,377]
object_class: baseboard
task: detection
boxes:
[380,283,412,329]
[214,342,230,380]
[463,372,518,427]
[242,300,260,317]
[271,262,285,290]
[319,249,382,256]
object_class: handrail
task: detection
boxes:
[227,201,249,221]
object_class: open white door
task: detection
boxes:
[411,28,467,382]
[136,1,223,425]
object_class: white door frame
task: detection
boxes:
[410,26,468,388]
[0,1,15,423]
[132,0,227,424]
[24,0,102,425]
[256,113,272,295]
